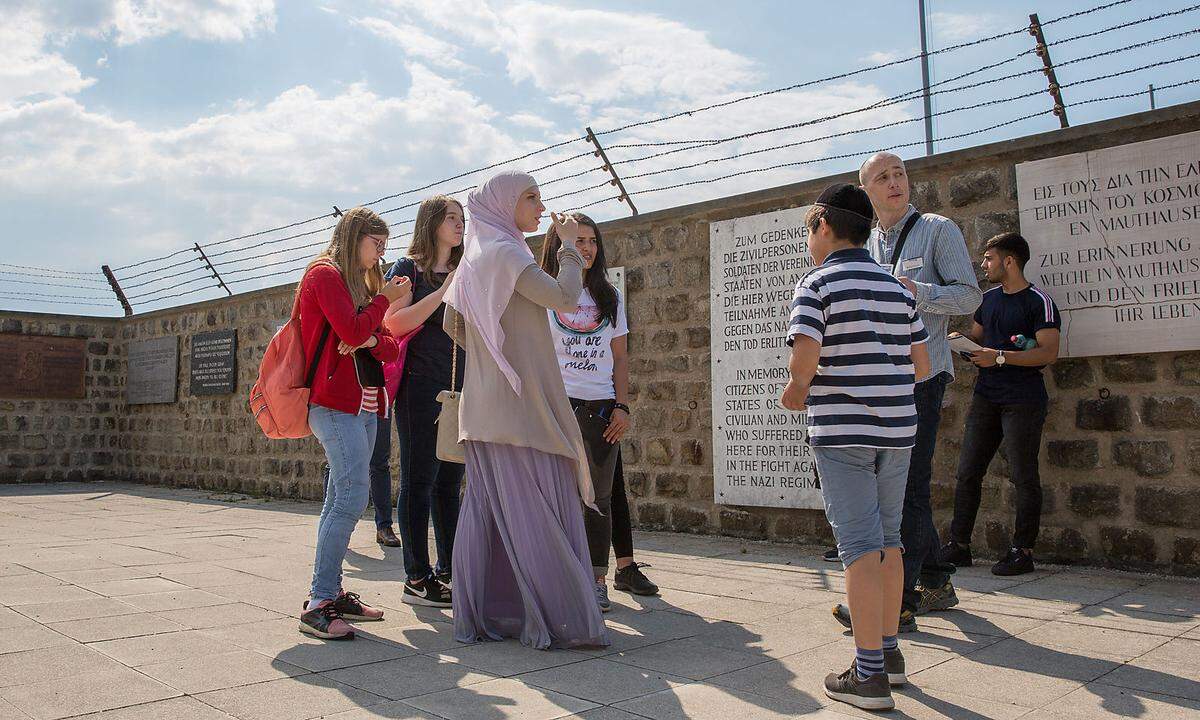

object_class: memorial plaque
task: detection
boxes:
[1017,130,1200,357]
[127,336,178,405]
[0,334,86,399]
[190,329,238,395]
[709,205,822,509]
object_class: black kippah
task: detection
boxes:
[814,183,874,222]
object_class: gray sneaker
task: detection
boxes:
[884,647,906,686]
[594,581,611,612]
[824,662,894,711]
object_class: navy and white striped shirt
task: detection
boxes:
[786,247,928,448]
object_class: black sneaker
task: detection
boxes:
[915,580,959,615]
[824,661,894,711]
[613,562,659,596]
[832,604,917,633]
[298,603,354,640]
[822,548,840,563]
[435,570,452,589]
[939,540,973,567]
[884,647,906,686]
[992,548,1035,577]
[402,577,452,608]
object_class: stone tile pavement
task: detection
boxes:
[0,482,1197,720]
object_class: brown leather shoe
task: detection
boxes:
[377,527,402,547]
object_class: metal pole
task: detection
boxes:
[193,243,232,296]
[918,0,934,155]
[100,265,133,316]
[585,127,638,216]
[1149,84,1156,109]
[1029,13,1069,128]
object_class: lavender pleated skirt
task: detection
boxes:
[452,441,610,650]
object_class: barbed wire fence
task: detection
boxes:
[3,0,1198,316]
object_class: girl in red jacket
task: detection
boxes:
[298,207,410,640]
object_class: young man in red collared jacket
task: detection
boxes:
[297,207,411,641]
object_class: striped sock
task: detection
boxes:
[855,647,885,680]
[882,635,898,651]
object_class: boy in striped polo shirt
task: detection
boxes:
[781,183,930,711]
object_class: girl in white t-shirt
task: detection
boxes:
[540,213,658,611]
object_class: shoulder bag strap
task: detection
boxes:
[448,311,459,391]
[297,267,335,389]
[890,212,923,268]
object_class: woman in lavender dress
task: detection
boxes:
[442,170,609,650]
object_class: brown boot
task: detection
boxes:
[377,527,402,547]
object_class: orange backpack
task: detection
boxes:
[249,272,333,439]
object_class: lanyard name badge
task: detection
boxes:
[888,212,923,276]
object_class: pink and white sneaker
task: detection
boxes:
[330,590,384,622]
[299,600,355,640]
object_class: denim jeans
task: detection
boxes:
[901,372,955,612]
[396,373,464,581]
[321,410,395,529]
[813,446,912,568]
[950,395,1048,549]
[309,404,376,602]
[369,409,395,529]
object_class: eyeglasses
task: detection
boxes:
[363,234,387,252]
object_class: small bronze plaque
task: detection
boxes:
[0,334,87,399]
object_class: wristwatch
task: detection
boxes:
[996,350,1006,366]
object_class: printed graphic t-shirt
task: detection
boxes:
[548,288,629,401]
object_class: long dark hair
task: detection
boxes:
[539,212,619,326]
[407,195,463,287]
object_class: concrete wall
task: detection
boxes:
[3,102,1199,575]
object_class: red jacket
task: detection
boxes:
[298,263,400,416]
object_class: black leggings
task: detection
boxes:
[610,450,633,559]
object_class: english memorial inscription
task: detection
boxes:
[709,206,821,509]
[1017,130,1200,357]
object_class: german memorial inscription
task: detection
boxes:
[127,336,178,405]
[709,205,821,509]
[1017,130,1200,357]
[0,334,87,399]
[189,330,238,396]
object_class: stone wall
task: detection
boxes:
[2,101,1199,575]
[0,314,124,482]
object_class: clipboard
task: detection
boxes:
[948,332,984,360]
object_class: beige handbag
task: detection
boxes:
[435,311,465,464]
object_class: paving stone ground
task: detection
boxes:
[1,482,1197,720]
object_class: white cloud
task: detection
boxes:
[352,16,473,72]
[1,1,278,109]
[860,50,904,65]
[0,9,96,107]
[384,0,758,110]
[930,11,996,43]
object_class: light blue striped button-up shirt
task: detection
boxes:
[868,204,982,380]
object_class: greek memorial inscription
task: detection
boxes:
[1017,130,1200,357]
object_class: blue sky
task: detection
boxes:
[2,0,1198,316]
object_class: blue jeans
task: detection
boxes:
[321,410,395,529]
[396,373,464,581]
[902,372,955,612]
[813,446,911,568]
[309,404,377,602]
